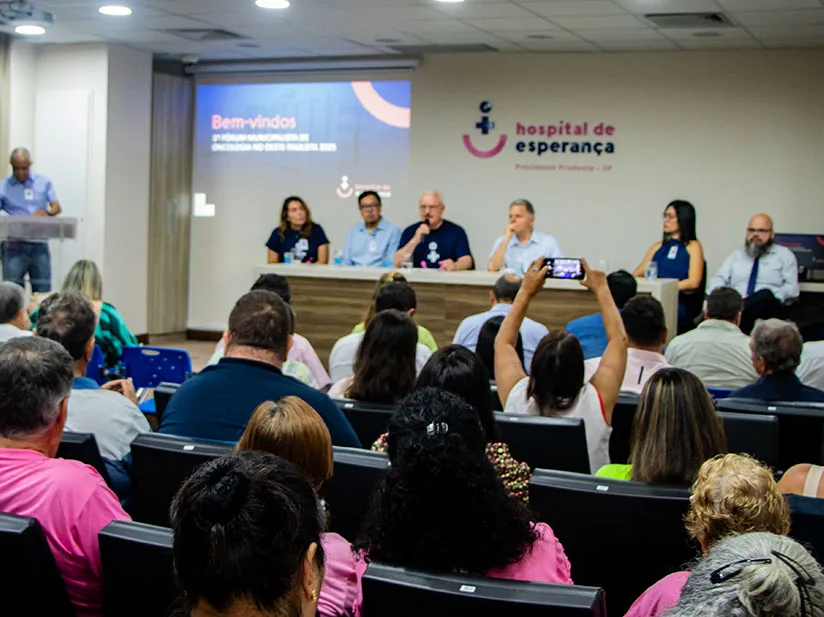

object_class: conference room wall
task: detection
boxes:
[8,42,152,334]
[187,49,824,332]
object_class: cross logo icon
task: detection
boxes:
[476,116,495,135]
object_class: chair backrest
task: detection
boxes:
[152,382,181,424]
[717,411,779,469]
[361,562,606,617]
[718,398,824,469]
[787,494,824,564]
[529,469,694,617]
[86,344,108,385]
[327,446,389,540]
[0,512,75,617]
[131,433,233,526]
[99,520,176,617]
[57,431,113,487]
[334,398,398,449]
[608,393,640,465]
[494,413,589,473]
[120,346,193,389]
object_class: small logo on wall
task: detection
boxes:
[336,175,354,199]
[462,101,508,159]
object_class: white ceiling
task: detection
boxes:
[7,0,824,60]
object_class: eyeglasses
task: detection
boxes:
[747,227,773,234]
[359,204,379,211]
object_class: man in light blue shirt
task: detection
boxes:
[708,213,799,334]
[452,274,548,372]
[0,148,62,292]
[342,190,401,267]
[488,199,563,274]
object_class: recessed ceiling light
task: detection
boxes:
[15,24,46,35]
[99,5,132,16]
[256,0,290,8]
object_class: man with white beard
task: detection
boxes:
[708,213,799,334]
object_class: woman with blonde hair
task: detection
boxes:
[237,396,357,617]
[31,259,137,367]
[625,453,791,617]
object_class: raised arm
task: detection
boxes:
[632,242,661,278]
[394,223,428,267]
[494,258,547,406]
[585,259,628,426]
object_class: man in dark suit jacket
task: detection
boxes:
[730,318,824,403]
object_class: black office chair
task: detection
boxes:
[131,433,233,526]
[57,431,113,487]
[99,520,176,617]
[327,446,389,540]
[787,494,824,564]
[529,469,695,617]
[494,413,589,472]
[608,393,640,465]
[718,398,824,470]
[718,411,779,469]
[333,398,398,448]
[678,259,707,335]
[0,512,75,617]
[361,562,606,617]
[152,382,181,424]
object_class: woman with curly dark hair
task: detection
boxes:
[354,387,572,612]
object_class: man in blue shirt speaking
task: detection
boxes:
[341,191,401,267]
[395,191,473,270]
[0,148,62,292]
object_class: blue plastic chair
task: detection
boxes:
[120,346,192,390]
[85,345,109,385]
[708,388,733,400]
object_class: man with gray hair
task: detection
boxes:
[0,337,128,616]
[488,199,564,273]
[395,191,473,270]
[0,281,32,342]
[729,318,824,402]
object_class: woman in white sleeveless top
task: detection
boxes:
[778,463,824,498]
[494,258,628,473]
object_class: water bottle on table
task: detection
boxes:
[283,251,293,265]
[333,250,343,266]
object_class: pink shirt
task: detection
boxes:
[585,348,671,395]
[0,448,130,617]
[319,532,358,617]
[625,571,689,617]
[351,522,572,616]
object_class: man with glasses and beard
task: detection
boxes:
[709,213,799,334]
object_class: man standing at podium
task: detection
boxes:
[0,148,62,292]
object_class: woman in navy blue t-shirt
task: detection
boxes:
[266,196,330,264]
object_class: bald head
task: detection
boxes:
[10,148,32,184]
[418,190,445,227]
[492,273,522,304]
[745,213,775,258]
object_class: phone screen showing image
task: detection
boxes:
[543,258,585,280]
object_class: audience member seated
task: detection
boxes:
[730,319,824,402]
[372,345,531,502]
[342,190,401,268]
[778,463,824,499]
[170,451,325,617]
[209,273,330,389]
[330,282,432,382]
[495,258,627,472]
[159,290,359,447]
[36,292,151,499]
[32,259,137,368]
[626,454,791,617]
[595,368,725,481]
[666,533,822,617]
[394,191,473,271]
[565,269,636,360]
[0,281,32,342]
[0,337,129,616]
[354,387,572,614]
[452,274,548,371]
[329,309,418,404]
[633,200,705,325]
[798,341,824,391]
[487,199,563,274]
[584,295,669,394]
[266,195,330,264]
[476,315,525,379]
[237,397,358,617]
[351,271,437,352]
[708,213,800,335]
[665,287,759,390]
